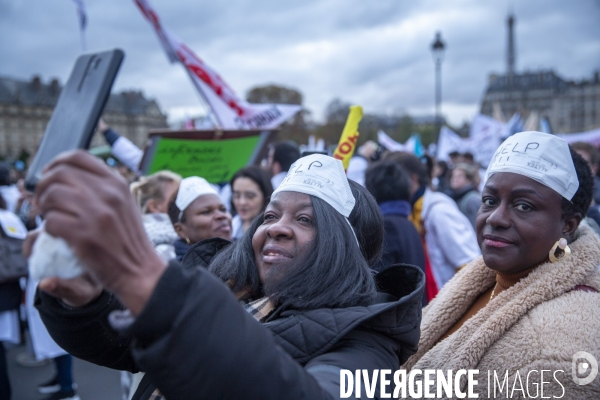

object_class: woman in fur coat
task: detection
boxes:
[404,131,600,399]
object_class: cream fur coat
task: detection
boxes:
[403,226,600,399]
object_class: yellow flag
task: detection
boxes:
[333,105,363,170]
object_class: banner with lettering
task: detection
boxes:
[333,106,363,170]
[469,114,504,167]
[134,0,301,130]
[439,123,505,168]
[437,126,470,162]
[145,135,262,183]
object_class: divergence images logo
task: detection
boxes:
[572,351,598,386]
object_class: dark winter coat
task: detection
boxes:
[374,200,426,306]
[375,201,426,273]
[173,238,191,261]
[36,238,424,400]
[0,281,21,312]
[447,185,480,229]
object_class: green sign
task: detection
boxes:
[147,136,262,183]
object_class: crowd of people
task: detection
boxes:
[0,129,599,399]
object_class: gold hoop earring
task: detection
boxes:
[549,238,571,263]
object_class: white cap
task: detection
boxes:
[272,154,355,217]
[175,176,219,217]
[486,131,579,200]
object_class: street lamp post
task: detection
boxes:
[430,31,445,143]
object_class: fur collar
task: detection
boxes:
[404,225,600,371]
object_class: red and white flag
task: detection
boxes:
[134,0,301,130]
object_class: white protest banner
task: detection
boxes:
[557,128,600,146]
[437,126,471,162]
[470,114,504,167]
[377,130,407,152]
[134,0,301,130]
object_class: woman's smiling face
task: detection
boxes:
[476,172,570,274]
[251,191,316,283]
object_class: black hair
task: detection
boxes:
[365,160,412,204]
[382,152,430,187]
[0,163,10,186]
[272,141,301,172]
[437,160,449,174]
[562,147,594,218]
[167,190,183,225]
[229,166,273,212]
[462,152,474,162]
[347,180,384,267]
[209,195,377,310]
[570,142,600,166]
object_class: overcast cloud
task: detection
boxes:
[1,0,599,126]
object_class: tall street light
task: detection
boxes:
[431,31,445,143]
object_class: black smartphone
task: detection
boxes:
[25,49,124,190]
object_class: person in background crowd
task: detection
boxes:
[570,142,600,234]
[384,152,480,299]
[365,160,427,305]
[33,355,78,400]
[404,132,600,399]
[32,152,424,400]
[346,180,385,269]
[447,163,481,229]
[230,166,273,240]
[346,140,379,186]
[0,189,79,400]
[97,119,143,174]
[167,176,232,260]
[570,142,600,201]
[266,141,300,189]
[0,194,21,400]
[462,151,475,165]
[130,170,181,262]
[0,163,19,213]
[432,160,450,193]
[448,150,462,167]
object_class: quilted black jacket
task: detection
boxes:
[36,238,424,399]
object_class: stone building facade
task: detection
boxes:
[480,70,600,134]
[0,75,168,160]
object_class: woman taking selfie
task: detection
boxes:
[404,131,600,398]
[32,153,424,400]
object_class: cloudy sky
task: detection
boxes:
[1,0,599,126]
